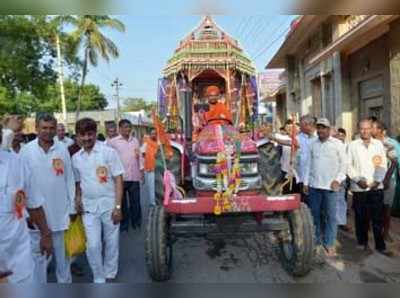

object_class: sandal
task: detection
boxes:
[324,246,337,257]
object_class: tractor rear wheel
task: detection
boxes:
[258,142,284,195]
[145,205,172,282]
[278,203,315,277]
[154,148,182,205]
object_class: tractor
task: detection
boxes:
[144,16,314,281]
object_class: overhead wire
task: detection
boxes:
[246,17,274,53]
[252,16,292,60]
[253,23,292,61]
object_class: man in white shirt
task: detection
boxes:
[72,118,124,283]
[304,118,347,257]
[272,115,317,197]
[347,119,389,255]
[334,128,351,232]
[1,115,23,150]
[104,121,118,145]
[21,113,75,283]
[54,123,74,148]
[371,120,398,242]
[0,124,53,283]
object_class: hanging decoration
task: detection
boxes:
[212,126,242,215]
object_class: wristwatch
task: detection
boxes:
[115,205,121,210]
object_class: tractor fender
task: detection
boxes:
[170,140,184,155]
[256,138,271,148]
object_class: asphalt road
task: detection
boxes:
[50,187,400,283]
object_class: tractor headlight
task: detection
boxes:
[240,162,258,175]
[198,163,214,175]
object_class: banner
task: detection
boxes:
[249,76,258,121]
[157,78,169,117]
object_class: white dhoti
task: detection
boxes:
[82,210,120,283]
[30,230,71,283]
[0,215,34,283]
[335,189,347,226]
[29,230,49,283]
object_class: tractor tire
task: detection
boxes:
[258,142,284,195]
[145,205,172,282]
[154,148,182,205]
[278,203,315,277]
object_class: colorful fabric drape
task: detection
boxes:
[157,78,169,117]
[249,76,258,121]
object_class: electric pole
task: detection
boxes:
[111,78,123,121]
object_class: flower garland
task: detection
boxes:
[213,145,241,216]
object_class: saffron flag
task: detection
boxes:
[152,111,173,159]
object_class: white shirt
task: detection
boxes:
[347,138,388,192]
[304,137,347,190]
[275,133,292,174]
[0,150,42,282]
[72,142,124,214]
[20,139,75,232]
[0,149,43,214]
[54,136,74,148]
[296,132,317,183]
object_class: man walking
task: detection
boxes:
[105,121,118,145]
[304,118,347,257]
[334,128,351,232]
[55,123,74,148]
[371,120,399,242]
[141,129,158,206]
[109,119,142,230]
[0,124,53,283]
[72,118,124,283]
[20,113,75,283]
[348,119,390,255]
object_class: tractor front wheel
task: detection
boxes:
[278,203,315,277]
[145,206,173,282]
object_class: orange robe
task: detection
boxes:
[205,102,233,124]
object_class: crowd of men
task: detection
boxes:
[1,112,400,283]
[0,114,158,283]
[272,115,400,258]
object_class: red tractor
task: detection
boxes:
[145,16,314,281]
[145,91,315,281]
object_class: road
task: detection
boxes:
[51,188,400,283]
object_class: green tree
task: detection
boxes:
[0,16,57,100]
[122,97,156,113]
[70,15,125,119]
[44,80,108,112]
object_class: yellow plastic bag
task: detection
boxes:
[65,216,87,258]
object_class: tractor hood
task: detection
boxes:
[195,124,257,155]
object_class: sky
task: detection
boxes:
[84,15,296,109]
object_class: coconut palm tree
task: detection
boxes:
[48,15,78,123]
[71,15,125,119]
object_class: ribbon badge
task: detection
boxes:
[52,158,64,176]
[96,166,108,184]
[372,155,383,168]
[14,190,26,219]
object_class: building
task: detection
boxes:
[258,69,287,128]
[266,15,400,138]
